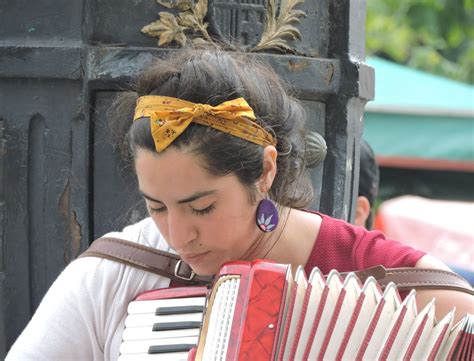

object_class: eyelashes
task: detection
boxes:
[148,206,166,214]
[148,204,216,217]
[192,204,215,216]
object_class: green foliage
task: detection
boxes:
[366,0,474,84]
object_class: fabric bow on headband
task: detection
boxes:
[133,96,276,152]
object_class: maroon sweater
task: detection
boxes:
[304,212,426,275]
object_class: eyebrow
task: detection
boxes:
[139,190,217,204]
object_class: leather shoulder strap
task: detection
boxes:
[80,238,473,295]
[351,265,474,295]
[78,237,213,286]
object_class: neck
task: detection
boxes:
[261,208,322,269]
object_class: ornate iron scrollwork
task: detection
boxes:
[141,0,306,53]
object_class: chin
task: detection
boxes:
[190,263,221,276]
[188,256,226,276]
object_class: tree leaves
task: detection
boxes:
[366,0,473,84]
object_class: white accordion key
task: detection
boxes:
[125,312,203,328]
[120,336,199,355]
[128,297,206,315]
[122,326,200,341]
[120,290,207,360]
[118,353,189,361]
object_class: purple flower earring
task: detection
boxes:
[256,198,279,232]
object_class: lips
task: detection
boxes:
[182,251,210,263]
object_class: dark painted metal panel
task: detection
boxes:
[88,0,160,46]
[260,55,339,101]
[0,118,5,355]
[319,0,374,221]
[0,45,82,79]
[0,78,89,349]
[291,0,330,57]
[0,87,33,349]
[92,91,147,240]
[86,47,340,100]
[0,0,83,42]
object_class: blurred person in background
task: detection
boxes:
[357,139,474,285]
[355,139,380,229]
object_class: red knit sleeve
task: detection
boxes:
[352,228,426,271]
[305,213,426,275]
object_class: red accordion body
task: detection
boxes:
[119,260,473,361]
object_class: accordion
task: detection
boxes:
[118,260,473,361]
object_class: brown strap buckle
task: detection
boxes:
[174,260,196,281]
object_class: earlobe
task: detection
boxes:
[259,146,278,193]
[355,196,371,227]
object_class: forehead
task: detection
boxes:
[134,148,229,199]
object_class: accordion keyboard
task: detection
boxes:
[118,295,206,361]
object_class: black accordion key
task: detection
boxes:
[120,292,207,360]
[152,321,202,331]
[148,343,195,354]
[155,305,204,315]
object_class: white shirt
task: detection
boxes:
[6,218,172,361]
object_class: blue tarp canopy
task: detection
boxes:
[364,57,474,172]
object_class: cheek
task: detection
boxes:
[206,209,257,245]
[150,215,170,240]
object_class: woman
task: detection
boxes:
[7,48,472,360]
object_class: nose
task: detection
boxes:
[167,208,197,251]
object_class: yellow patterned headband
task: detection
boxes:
[133,96,277,152]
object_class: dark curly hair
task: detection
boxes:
[109,47,313,208]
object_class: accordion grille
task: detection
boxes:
[202,277,240,360]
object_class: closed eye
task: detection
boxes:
[192,204,215,216]
[149,205,166,214]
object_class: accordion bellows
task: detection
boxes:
[119,261,473,361]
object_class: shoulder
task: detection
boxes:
[101,216,172,251]
[307,212,425,273]
[59,219,172,349]
[65,217,172,308]
[86,215,172,282]
[314,212,368,249]
[307,212,367,273]
[59,217,172,300]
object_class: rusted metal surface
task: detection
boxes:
[59,178,83,264]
